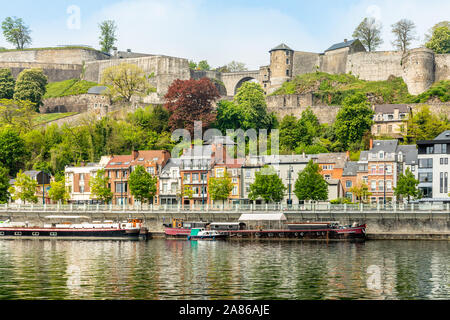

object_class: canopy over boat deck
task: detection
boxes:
[238,213,287,229]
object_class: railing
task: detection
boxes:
[1,202,450,213]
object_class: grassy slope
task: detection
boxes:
[33,112,79,125]
[43,79,99,99]
[271,72,449,105]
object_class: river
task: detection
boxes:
[0,239,448,300]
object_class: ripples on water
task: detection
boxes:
[0,239,448,300]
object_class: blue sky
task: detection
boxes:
[0,0,448,69]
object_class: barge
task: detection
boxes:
[0,216,149,240]
[163,219,209,238]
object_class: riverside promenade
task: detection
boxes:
[1,202,450,240]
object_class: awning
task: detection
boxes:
[238,213,287,221]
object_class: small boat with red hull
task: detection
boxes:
[163,219,209,238]
[0,216,149,240]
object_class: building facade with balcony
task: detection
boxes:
[371,104,411,139]
[159,158,181,205]
[417,131,450,202]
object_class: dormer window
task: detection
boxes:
[379,152,384,159]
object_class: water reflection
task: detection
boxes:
[0,239,448,300]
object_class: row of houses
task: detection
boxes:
[59,131,450,206]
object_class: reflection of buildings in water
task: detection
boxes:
[428,252,448,299]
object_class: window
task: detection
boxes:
[323,165,333,170]
[426,146,434,154]
[201,173,207,183]
[363,176,368,184]
[286,58,289,65]
[232,178,238,183]
[163,184,168,193]
[324,175,331,180]
[345,180,352,188]
[80,186,85,193]
[371,181,376,191]
[377,125,381,134]
[378,180,384,191]
[435,144,442,154]
[419,172,433,183]
[379,152,384,159]
[80,173,84,181]
[147,167,155,175]
[115,182,127,193]
[419,158,433,168]
[215,168,225,178]
[386,180,392,191]
[370,166,377,174]
[245,170,251,178]
[386,165,392,174]
[440,172,448,194]
[192,173,199,182]
[345,192,353,200]
[184,174,191,183]
[443,144,448,154]
[245,183,250,193]
[286,69,289,76]
[388,115,394,120]
[232,186,238,196]
[171,183,177,193]
[388,125,393,133]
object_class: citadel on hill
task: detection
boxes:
[0,39,448,105]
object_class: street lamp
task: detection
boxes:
[384,152,386,208]
[288,165,293,207]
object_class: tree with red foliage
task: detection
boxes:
[164,78,219,134]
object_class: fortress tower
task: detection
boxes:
[402,48,436,95]
[268,43,294,90]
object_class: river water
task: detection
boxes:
[0,239,448,300]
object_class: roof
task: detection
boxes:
[238,213,287,221]
[87,86,108,94]
[342,161,358,176]
[106,150,169,169]
[161,158,181,172]
[359,151,369,162]
[370,140,399,154]
[269,43,293,52]
[314,153,348,168]
[326,179,341,185]
[373,104,411,114]
[396,145,418,165]
[324,39,357,52]
[180,145,213,159]
[204,135,236,145]
[434,130,450,140]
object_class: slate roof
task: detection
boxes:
[314,153,348,168]
[396,145,418,165]
[324,39,357,52]
[87,86,108,94]
[342,161,358,176]
[369,140,399,154]
[373,104,411,114]
[269,43,293,52]
[434,130,450,140]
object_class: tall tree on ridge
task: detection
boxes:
[353,17,383,52]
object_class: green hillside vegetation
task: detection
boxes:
[271,72,449,105]
[32,112,78,125]
[43,79,99,99]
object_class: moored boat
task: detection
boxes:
[187,228,228,241]
[163,219,209,238]
[0,216,149,240]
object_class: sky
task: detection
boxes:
[0,0,448,69]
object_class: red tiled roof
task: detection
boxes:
[106,150,169,169]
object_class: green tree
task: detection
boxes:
[48,178,69,204]
[89,169,113,204]
[101,63,155,102]
[394,168,420,202]
[279,115,306,152]
[406,105,450,143]
[294,160,328,201]
[99,20,117,54]
[197,60,210,71]
[0,68,15,99]
[391,19,417,53]
[1,17,32,49]
[8,170,38,203]
[129,165,158,204]
[233,81,276,131]
[249,166,286,203]
[13,68,48,110]
[333,93,374,149]
[0,126,27,176]
[425,25,450,54]
[349,182,372,204]
[0,166,10,203]
[353,17,383,52]
[0,99,36,131]
[188,61,197,70]
[208,171,233,205]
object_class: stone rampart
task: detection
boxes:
[0,48,108,64]
[0,62,82,82]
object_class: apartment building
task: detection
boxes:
[159,158,181,205]
[105,150,170,205]
[65,156,111,204]
[211,159,244,206]
[417,131,450,202]
[9,170,52,204]
[371,104,411,139]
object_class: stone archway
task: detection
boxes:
[234,77,258,95]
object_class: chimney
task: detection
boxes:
[127,49,131,53]
[369,139,373,150]
[346,150,350,159]
[132,150,139,160]
[344,39,348,43]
